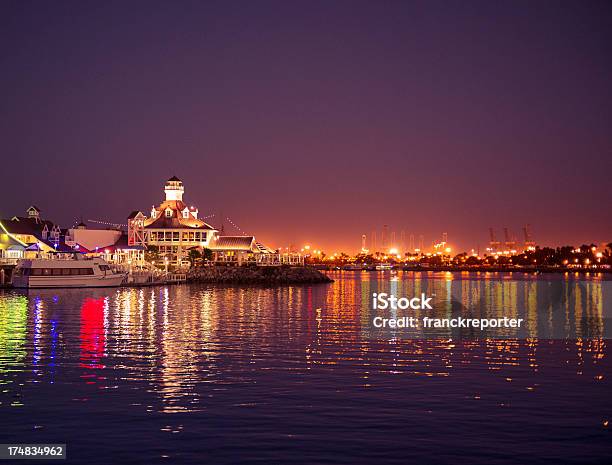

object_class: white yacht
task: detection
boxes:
[375,263,393,271]
[12,256,126,288]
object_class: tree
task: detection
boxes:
[145,245,160,264]
[188,248,202,267]
[201,247,213,261]
[420,255,442,266]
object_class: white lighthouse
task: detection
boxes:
[164,176,184,201]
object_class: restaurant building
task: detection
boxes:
[129,177,280,266]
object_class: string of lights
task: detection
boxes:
[87,219,126,227]
[225,216,248,235]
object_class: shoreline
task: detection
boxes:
[319,265,611,274]
[1,265,608,290]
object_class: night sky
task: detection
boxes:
[2,0,611,253]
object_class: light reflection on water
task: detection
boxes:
[362,271,610,339]
[0,271,610,464]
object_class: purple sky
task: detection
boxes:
[1,0,611,253]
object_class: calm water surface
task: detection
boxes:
[0,272,610,464]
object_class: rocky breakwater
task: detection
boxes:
[188,265,333,284]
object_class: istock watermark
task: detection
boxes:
[363,277,612,340]
[372,292,433,310]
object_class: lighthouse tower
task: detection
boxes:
[164,176,184,201]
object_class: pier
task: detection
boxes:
[0,259,17,288]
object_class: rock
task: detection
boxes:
[187,265,333,285]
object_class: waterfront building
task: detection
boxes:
[129,177,281,266]
[64,222,145,265]
[212,236,279,265]
[0,206,62,256]
[128,177,218,266]
[1,206,144,266]
[2,179,299,268]
[65,221,122,251]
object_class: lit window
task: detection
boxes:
[183,210,189,218]
[165,209,172,218]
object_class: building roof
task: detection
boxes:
[167,176,182,182]
[1,232,24,248]
[145,215,216,230]
[144,200,216,230]
[127,210,143,219]
[209,236,255,251]
[0,216,57,237]
[254,241,276,253]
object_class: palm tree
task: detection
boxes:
[201,247,213,262]
[604,243,612,264]
[188,248,202,267]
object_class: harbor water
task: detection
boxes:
[0,271,610,464]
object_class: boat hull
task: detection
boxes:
[11,257,127,289]
[12,274,126,288]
